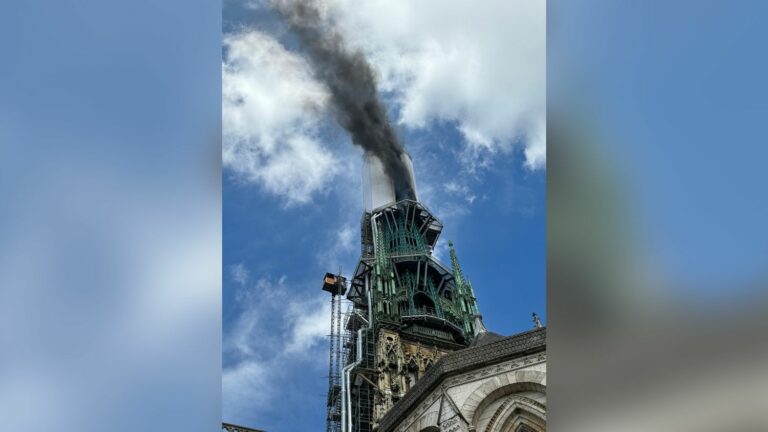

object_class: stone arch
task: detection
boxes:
[489,396,546,432]
[404,410,439,432]
[471,381,546,427]
[460,369,546,426]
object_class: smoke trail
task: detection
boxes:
[271,0,416,201]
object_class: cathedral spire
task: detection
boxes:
[449,240,483,337]
[449,240,478,309]
[448,240,464,287]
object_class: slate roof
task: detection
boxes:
[469,330,506,347]
[222,423,266,432]
[378,327,546,432]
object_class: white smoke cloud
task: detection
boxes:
[222,30,338,205]
[329,0,546,170]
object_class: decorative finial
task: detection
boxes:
[532,312,542,329]
[473,315,487,336]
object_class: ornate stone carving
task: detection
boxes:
[440,417,468,432]
[374,330,453,426]
[378,328,547,432]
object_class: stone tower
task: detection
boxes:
[334,152,483,432]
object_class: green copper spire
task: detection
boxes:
[448,240,481,336]
[448,240,465,288]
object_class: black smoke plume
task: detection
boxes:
[271,0,416,201]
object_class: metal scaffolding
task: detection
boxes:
[323,273,347,432]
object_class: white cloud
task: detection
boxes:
[328,0,546,170]
[222,30,338,205]
[337,224,357,252]
[223,274,334,418]
[226,1,544,206]
[222,361,270,416]
[229,263,249,286]
[523,116,546,169]
[431,238,450,264]
[315,221,361,272]
[285,297,331,354]
[444,181,478,204]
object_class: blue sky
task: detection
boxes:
[2,1,767,431]
[222,1,545,430]
[552,1,768,296]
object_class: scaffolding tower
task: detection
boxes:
[340,298,375,432]
[322,273,347,432]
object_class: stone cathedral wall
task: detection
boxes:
[374,329,456,425]
[385,350,546,432]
